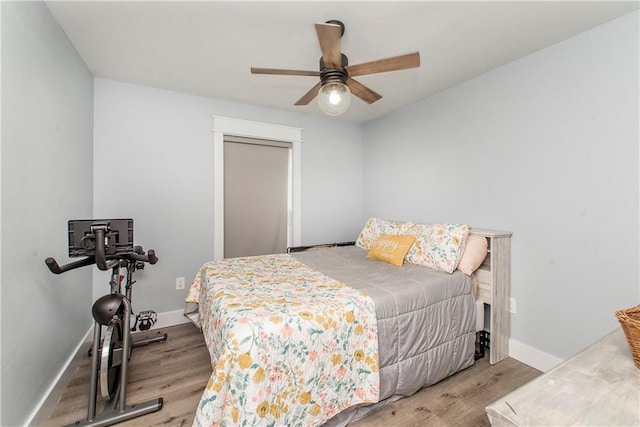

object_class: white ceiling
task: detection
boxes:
[46,1,639,123]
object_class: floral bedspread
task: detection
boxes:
[186,254,379,427]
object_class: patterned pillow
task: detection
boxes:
[355,217,408,249]
[405,223,470,273]
[366,234,416,267]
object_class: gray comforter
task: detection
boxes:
[291,246,477,423]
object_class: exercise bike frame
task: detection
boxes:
[46,221,165,427]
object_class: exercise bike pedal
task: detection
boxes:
[134,310,157,331]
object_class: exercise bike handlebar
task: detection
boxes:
[94,227,109,271]
[45,228,158,275]
[124,249,158,265]
[146,250,158,265]
[45,256,95,274]
[45,249,158,274]
[92,230,157,268]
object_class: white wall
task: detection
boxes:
[0,2,94,425]
[362,11,639,360]
[93,79,364,314]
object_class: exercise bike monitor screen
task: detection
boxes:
[68,218,134,257]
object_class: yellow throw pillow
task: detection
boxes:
[366,234,416,267]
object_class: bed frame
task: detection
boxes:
[289,229,513,365]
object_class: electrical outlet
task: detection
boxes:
[509,297,517,314]
[176,277,185,290]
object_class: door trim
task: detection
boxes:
[212,116,302,260]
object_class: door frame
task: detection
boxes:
[212,116,302,260]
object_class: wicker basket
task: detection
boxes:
[616,304,640,369]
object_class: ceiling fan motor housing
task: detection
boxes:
[320,53,349,85]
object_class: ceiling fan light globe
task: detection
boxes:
[318,82,351,116]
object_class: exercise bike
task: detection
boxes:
[46,219,167,426]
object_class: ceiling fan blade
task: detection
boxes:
[294,81,323,105]
[315,23,342,68]
[251,67,320,77]
[346,52,421,77]
[346,78,382,104]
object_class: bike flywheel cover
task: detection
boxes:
[100,319,123,399]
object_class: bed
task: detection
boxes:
[185,219,510,426]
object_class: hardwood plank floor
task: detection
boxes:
[44,324,541,426]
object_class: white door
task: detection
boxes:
[212,116,302,261]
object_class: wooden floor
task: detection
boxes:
[44,324,541,427]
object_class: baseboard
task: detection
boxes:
[25,324,94,426]
[152,308,192,330]
[26,309,192,426]
[509,338,564,372]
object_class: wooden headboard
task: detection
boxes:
[470,229,513,364]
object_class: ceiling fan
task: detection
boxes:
[250,20,420,116]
